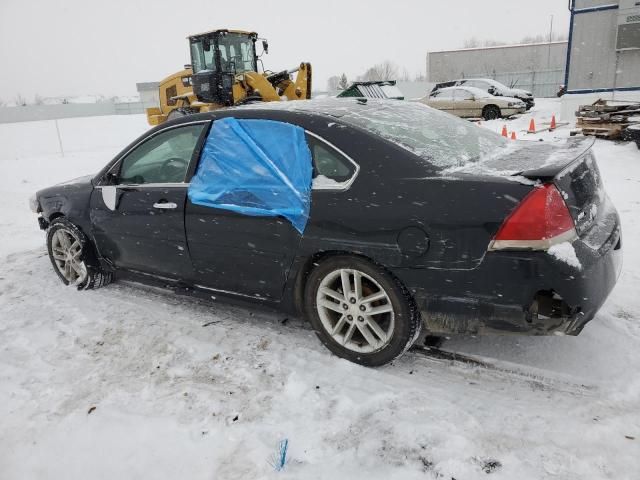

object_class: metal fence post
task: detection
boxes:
[54,119,64,157]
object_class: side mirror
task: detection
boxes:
[262,40,269,54]
[487,87,496,95]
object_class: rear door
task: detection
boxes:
[90,122,208,279]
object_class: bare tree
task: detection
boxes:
[326,75,340,92]
[358,61,399,81]
[414,72,426,82]
[34,94,45,105]
[463,37,481,48]
[338,73,349,90]
[462,32,568,49]
[14,94,27,106]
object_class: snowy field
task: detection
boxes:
[1,99,639,479]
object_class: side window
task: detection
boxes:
[306,134,357,188]
[118,124,206,185]
[456,88,474,100]
[436,89,455,100]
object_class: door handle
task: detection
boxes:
[153,202,178,209]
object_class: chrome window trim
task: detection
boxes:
[100,120,211,186]
[305,130,360,191]
[95,182,189,189]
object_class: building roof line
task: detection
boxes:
[429,41,568,55]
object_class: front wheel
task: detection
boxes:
[304,256,422,366]
[46,218,112,290]
[482,105,501,120]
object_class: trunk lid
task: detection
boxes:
[519,138,604,237]
[451,137,611,241]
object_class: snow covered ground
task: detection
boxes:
[1,99,639,479]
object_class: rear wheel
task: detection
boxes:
[482,105,501,120]
[46,218,112,290]
[304,256,422,366]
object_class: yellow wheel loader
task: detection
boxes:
[146,29,312,126]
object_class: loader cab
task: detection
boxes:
[189,30,259,105]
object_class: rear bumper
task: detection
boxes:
[394,226,622,336]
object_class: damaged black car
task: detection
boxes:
[31,99,622,366]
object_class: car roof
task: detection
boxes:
[459,78,505,87]
[166,98,416,123]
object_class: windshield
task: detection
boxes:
[190,33,257,74]
[217,33,257,74]
[340,102,508,169]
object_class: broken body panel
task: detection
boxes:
[35,100,622,337]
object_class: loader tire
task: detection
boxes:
[167,107,198,120]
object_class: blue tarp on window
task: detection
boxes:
[188,118,313,234]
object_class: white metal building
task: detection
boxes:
[136,82,160,109]
[427,42,568,98]
[561,0,640,118]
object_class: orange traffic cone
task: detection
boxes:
[527,118,536,134]
[549,115,557,131]
[501,125,508,137]
[510,131,517,140]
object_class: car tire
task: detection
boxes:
[167,107,198,120]
[482,105,501,120]
[622,125,640,150]
[46,218,113,290]
[304,255,422,367]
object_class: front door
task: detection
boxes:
[90,122,208,279]
[453,88,479,118]
[184,117,313,300]
[185,204,301,299]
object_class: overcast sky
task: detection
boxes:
[0,0,570,101]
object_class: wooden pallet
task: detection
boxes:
[579,123,626,139]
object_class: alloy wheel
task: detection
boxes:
[316,268,395,353]
[50,228,87,285]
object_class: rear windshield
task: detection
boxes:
[340,102,508,169]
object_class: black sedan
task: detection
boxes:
[31,99,622,366]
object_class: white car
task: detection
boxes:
[420,86,526,120]
[432,78,535,110]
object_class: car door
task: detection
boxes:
[184,118,309,301]
[425,89,455,113]
[90,122,208,279]
[453,88,480,118]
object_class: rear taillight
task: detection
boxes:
[489,183,577,251]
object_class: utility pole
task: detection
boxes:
[547,15,554,70]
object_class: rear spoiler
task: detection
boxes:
[518,137,595,182]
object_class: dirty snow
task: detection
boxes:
[1,100,639,479]
[547,241,582,270]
